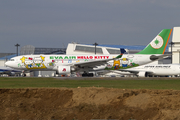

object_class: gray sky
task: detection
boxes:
[0,0,180,53]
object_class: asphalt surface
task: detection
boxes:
[54,76,180,80]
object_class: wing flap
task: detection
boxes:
[73,59,111,68]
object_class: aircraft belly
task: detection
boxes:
[152,69,178,76]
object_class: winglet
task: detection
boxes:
[120,48,126,54]
[116,48,126,58]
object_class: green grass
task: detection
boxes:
[0,77,180,90]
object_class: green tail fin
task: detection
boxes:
[136,29,172,54]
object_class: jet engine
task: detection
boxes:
[10,72,15,76]
[57,66,71,74]
[137,71,148,77]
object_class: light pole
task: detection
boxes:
[179,50,180,64]
[93,42,98,54]
[169,42,174,63]
[15,43,20,56]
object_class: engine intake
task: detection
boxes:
[57,66,71,74]
[138,71,148,77]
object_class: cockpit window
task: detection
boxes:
[10,59,15,61]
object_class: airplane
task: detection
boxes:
[5,29,172,77]
[0,66,22,76]
[4,49,126,77]
[112,64,180,77]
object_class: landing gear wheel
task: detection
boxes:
[82,73,94,77]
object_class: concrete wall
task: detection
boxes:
[0,60,6,66]
[169,27,180,64]
[66,43,113,55]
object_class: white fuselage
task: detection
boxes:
[135,64,180,76]
[122,64,180,76]
[5,54,162,73]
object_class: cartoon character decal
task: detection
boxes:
[19,55,140,70]
[107,64,112,69]
[47,60,56,67]
[122,58,128,67]
[113,60,120,69]
[105,58,139,70]
[20,56,47,69]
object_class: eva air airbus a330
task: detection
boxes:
[5,29,172,77]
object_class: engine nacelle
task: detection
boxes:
[57,66,71,74]
[10,72,15,76]
[138,71,148,77]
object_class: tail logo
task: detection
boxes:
[150,35,164,49]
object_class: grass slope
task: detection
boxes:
[0,77,180,90]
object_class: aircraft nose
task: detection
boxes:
[5,60,19,68]
[5,61,15,68]
[5,61,10,66]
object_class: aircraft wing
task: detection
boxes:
[73,48,126,68]
[73,59,112,68]
[112,69,153,75]
[0,66,12,74]
[0,66,22,75]
[110,69,138,74]
[150,54,171,61]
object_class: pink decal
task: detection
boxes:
[77,56,94,59]
[84,56,88,59]
[94,56,109,59]
[89,56,93,59]
[28,57,33,60]
[77,56,83,59]
[62,68,66,72]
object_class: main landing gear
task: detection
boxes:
[82,72,94,77]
